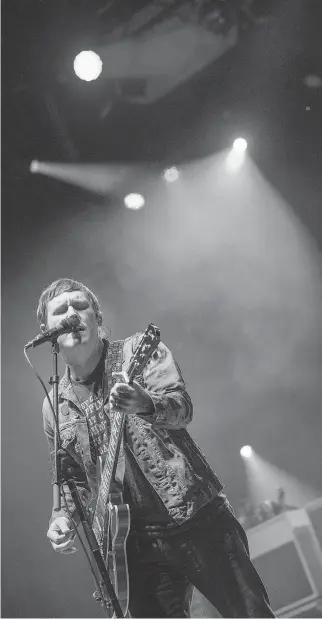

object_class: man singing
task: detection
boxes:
[39,278,274,618]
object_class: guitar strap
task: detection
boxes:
[105,339,126,488]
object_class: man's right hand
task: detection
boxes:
[47,516,77,554]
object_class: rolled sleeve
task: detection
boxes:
[42,398,90,526]
[141,341,193,429]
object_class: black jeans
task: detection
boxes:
[127,499,275,618]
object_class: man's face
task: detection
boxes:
[44,290,99,349]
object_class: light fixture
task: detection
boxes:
[73,51,103,82]
[124,193,145,210]
[30,160,40,173]
[233,138,248,152]
[240,445,253,459]
[163,166,180,183]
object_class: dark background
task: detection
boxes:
[2,0,322,617]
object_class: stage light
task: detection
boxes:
[73,51,103,82]
[124,193,145,210]
[240,445,253,459]
[163,166,180,183]
[30,160,39,173]
[233,138,248,152]
[226,138,247,172]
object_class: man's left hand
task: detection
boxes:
[109,371,154,416]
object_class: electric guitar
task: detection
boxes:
[91,323,160,616]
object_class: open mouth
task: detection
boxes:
[71,326,85,336]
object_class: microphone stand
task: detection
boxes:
[50,341,62,511]
[50,341,124,618]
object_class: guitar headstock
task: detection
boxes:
[127,323,160,384]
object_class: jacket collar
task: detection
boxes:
[58,339,110,406]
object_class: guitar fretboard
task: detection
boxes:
[92,410,124,547]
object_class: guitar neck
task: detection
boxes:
[97,332,155,503]
[92,410,125,542]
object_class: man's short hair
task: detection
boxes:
[37,278,103,327]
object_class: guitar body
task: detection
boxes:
[94,461,131,616]
[107,497,131,616]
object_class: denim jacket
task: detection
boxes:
[43,335,224,526]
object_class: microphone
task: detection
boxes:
[25,315,83,349]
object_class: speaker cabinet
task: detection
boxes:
[248,509,322,617]
[306,498,322,552]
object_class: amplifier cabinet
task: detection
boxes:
[247,509,322,617]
